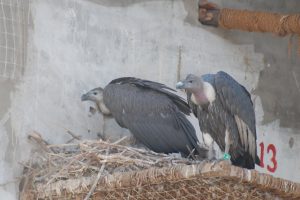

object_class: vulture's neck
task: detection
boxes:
[191,82,216,106]
[97,102,111,116]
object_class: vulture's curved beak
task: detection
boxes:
[176,81,185,89]
[81,94,89,101]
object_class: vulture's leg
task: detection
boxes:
[102,116,107,140]
[202,133,215,160]
[96,116,106,140]
[224,129,232,161]
[94,104,106,140]
[211,130,232,167]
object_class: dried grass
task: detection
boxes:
[19,132,300,200]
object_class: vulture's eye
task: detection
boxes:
[93,92,97,95]
[188,80,193,83]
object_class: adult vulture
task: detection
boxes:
[176,71,260,169]
[81,77,207,158]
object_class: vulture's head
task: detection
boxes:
[176,74,215,105]
[176,74,204,92]
[81,87,111,115]
[81,87,104,103]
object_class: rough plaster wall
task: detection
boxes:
[0,0,299,198]
[0,0,29,198]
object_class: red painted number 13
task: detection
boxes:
[259,142,277,173]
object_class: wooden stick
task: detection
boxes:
[84,148,110,200]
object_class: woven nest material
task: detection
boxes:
[20,132,300,200]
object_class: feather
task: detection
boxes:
[185,71,259,169]
[103,77,207,157]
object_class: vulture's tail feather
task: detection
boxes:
[255,154,261,166]
[231,152,260,170]
[176,113,208,159]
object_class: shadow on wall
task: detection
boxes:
[183,0,300,130]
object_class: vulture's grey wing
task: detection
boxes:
[109,77,191,115]
[214,71,258,162]
[104,79,206,157]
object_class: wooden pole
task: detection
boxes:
[198,1,300,36]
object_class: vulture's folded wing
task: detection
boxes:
[104,80,207,157]
[214,71,258,162]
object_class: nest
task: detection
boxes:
[20,132,300,200]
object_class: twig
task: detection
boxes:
[111,136,128,145]
[46,154,85,185]
[47,143,79,148]
[18,162,34,170]
[28,131,50,145]
[66,130,82,141]
[28,131,58,153]
[67,130,81,143]
[84,148,110,200]
[186,146,196,160]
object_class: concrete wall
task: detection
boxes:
[0,0,299,198]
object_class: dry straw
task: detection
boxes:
[20,132,300,200]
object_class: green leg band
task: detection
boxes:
[223,153,231,160]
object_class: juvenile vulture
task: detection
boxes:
[176,71,260,169]
[81,77,207,158]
